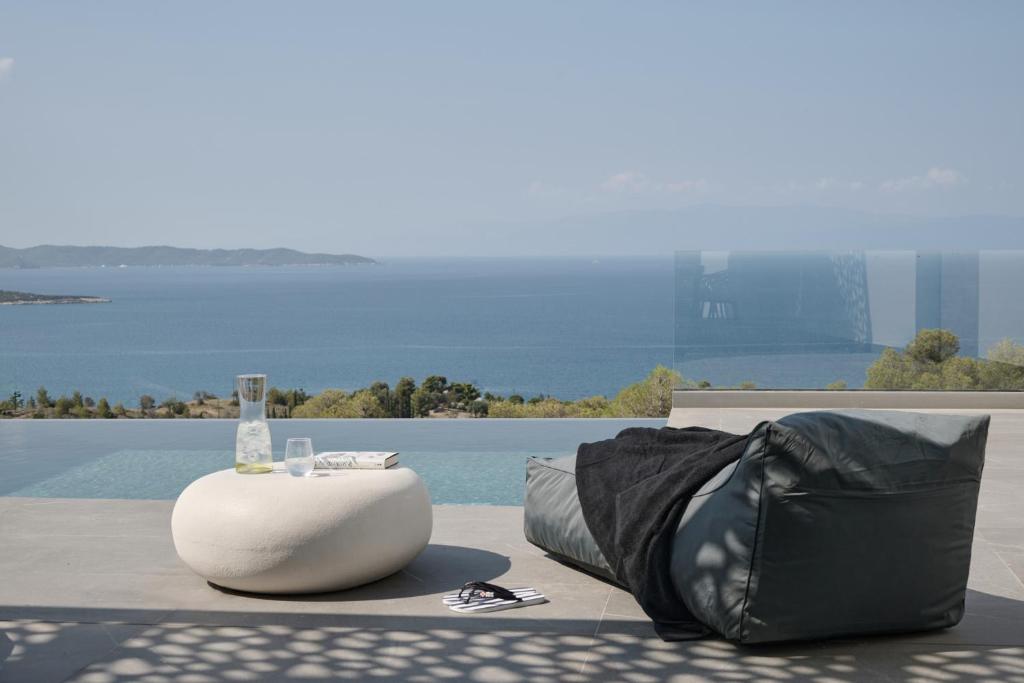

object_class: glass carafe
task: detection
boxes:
[235,374,273,474]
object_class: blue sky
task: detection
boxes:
[0,2,1021,256]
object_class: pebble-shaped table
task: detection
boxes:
[171,465,432,593]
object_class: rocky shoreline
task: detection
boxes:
[0,290,111,305]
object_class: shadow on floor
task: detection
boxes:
[2,590,1023,682]
[208,544,513,602]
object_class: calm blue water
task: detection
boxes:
[0,258,673,404]
[0,419,662,504]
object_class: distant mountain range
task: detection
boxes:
[0,245,376,268]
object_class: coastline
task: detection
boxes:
[0,296,111,305]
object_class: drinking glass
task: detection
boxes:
[285,438,315,477]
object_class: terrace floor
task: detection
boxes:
[2,409,1024,682]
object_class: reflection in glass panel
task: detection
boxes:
[674,251,1024,390]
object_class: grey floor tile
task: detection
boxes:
[996,551,1024,588]
[579,639,1024,683]
[0,620,146,683]
[5,408,1024,679]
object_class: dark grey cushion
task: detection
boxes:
[524,453,739,585]
[524,455,615,581]
[524,410,990,644]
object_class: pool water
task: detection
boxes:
[0,419,662,505]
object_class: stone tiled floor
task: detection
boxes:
[1,409,1023,682]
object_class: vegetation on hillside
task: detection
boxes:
[289,367,683,418]
[4,331,1022,420]
[863,329,1024,391]
[485,366,680,418]
[0,388,240,420]
[0,367,685,420]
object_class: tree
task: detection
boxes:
[291,390,350,418]
[72,405,90,419]
[825,380,847,391]
[83,396,95,408]
[864,329,1004,391]
[160,397,189,416]
[449,382,480,406]
[393,377,416,418]
[981,338,1024,390]
[421,375,448,395]
[139,395,156,411]
[7,391,22,410]
[906,329,960,365]
[508,394,524,405]
[988,338,1024,367]
[468,399,489,417]
[54,396,73,417]
[940,356,982,391]
[285,389,308,411]
[290,389,385,418]
[36,386,53,408]
[574,395,613,417]
[71,391,84,408]
[348,390,387,418]
[489,397,581,418]
[865,347,914,389]
[96,397,114,418]
[368,382,391,415]
[113,402,127,417]
[410,386,441,417]
[611,365,681,417]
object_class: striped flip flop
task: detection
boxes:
[443,581,547,613]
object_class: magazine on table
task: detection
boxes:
[314,451,399,470]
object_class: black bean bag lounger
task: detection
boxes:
[524,410,990,644]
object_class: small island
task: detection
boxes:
[0,290,111,305]
[0,244,375,268]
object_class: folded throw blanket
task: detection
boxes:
[576,426,750,640]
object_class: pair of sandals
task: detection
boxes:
[443,581,547,613]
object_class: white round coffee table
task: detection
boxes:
[171,464,432,594]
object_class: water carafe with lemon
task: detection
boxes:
[235,374,273,474]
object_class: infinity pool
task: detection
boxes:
[0,419,662,505]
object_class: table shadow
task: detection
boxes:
[207,543,512,602]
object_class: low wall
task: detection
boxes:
[672,390,1024,410]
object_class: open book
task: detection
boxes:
[314,451,399,470]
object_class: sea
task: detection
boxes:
[0,258,681,405]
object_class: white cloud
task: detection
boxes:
[601,170,649,193]
[813,177,865,192]
[880,167,967,192]
[924,167,966,186]
[600,171,708,195]
[0,57,13,80]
